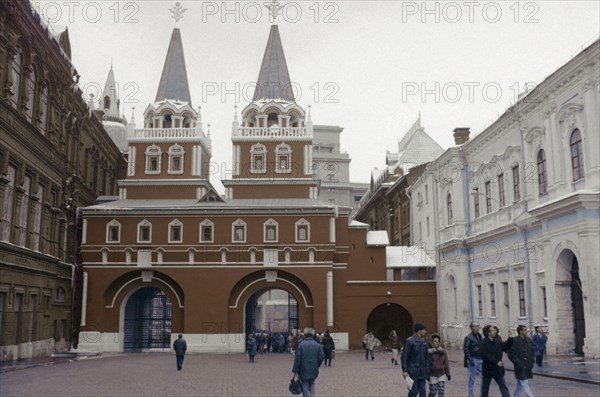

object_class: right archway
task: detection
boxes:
[366,303,413,345]
[555,249,586,354]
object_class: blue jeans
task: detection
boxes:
[407,378,426,397]
[481,375,510,397]
[300,379,316,397]
[467,357,483,397]
[176,355,184,370]
[514,379,535,397]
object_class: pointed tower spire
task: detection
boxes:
[155,28,192,106]
[252,25,294,103]
[101,65,120,117]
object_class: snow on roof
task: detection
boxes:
[349,220,369,228]
[366,231,389,246]
[386,246,436,268]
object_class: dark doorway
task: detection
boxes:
[367,303,413,345]
[124,287,172,352]
[244,288,298,335]
[571,257,586,354]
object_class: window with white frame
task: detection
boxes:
[168,144,185,174]
[145,145,162,174]
[446,193,453,224]
[25,65,36,123]
[518,280,526,317]
[1,164,16,242]
[32,183,43,251]
[537,150,548,195]
[275,143,291,173]
[485,181,492,214]
[264,218,278,243]
[295,219,310,242]
[570,129,584,181]
[512,165,520,202]
[106,219,121,243]
[489,283,496,317]
[137,220,152,243]
[250,144,266,173]
[168,219,183,243]
[199,219,214,243]
[19,174,32,247]
[39,82,48,133]
[477,285,483,317]
[498,173,505,207]
[232,219,246,243]
[10,46,22,108]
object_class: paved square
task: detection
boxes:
[1,350,598,396]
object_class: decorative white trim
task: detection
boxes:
[230,277,312,309]
[250,143,267,174]
[263,218,278,243]
[108,276,184,308]
[105,219,121,243]
[168,219,183,243]
[144,144,162,175]
[232,219,247,243]
[295,218,310,243]
[199,219,214,243]
[137,219,152,243]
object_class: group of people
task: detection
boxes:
[464,322,547,397]
[172,322,548,397]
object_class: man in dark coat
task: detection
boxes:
[532,326,547,367]
[463,322,483,397]
[172,334,187,371]
[401,322,429,397]
[293,327,324,397]
[479,325,511,397]
[321,330,335,366]
[508,325,535,397]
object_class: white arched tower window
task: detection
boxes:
[125,248,133,264]
[157,248,165,264]
[308,248,316,263]
[284,247,292,263]
[232,219,246,243]
[249,248,257,264]
[275,143,292,173]
[199,219,214,243]
[263,218,278,243]
[250,143,266,174]
[106,219,121,243]
[101,248,109,264]
[137,220,152,243]
[188,248,195,264]
[168,144,185,174]
[220,248,228,263]
[145,145,162,174]
[168,219,183,243]
[295,218,310,243]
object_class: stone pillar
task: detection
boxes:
[329,217,336,243]
[327,271,333,327]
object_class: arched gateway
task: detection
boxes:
[123,287,172,352]
[367,303,413,344]
[555,249,586,355]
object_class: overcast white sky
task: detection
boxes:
[34,0,599,193]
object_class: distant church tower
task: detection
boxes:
[99,65,129,153]
[119,28,216,201]
[222,23,316,200]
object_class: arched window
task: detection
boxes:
[264,219,278,243]
[55,286,66,302]
[25,65,36,122]
[308,248,316,263]
[145,145,162,174]
[275,143,292,173]
[232,219,246,243]
[447,193,453,224]
[137,220,152,243]
[168,219,183,243]
[295,218,310,242]
[570,129,584,181]
[199,219,214,243]
[537,149,548,195]
[163,113,172,128]
[106,220,121,243]
[168,144,184,174]
[249,248,257,264]
[101,248,109,264]
[284,248,292,263]
[103,95,110,110]
[250,144,266,173]
[10,47,22,108]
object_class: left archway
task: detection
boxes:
[123,287,172,352]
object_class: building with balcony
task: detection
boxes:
[77,22,438,354]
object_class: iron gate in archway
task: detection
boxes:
[124,287,172,352]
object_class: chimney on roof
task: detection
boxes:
[453,127,470,145]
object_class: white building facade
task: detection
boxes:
[409,40,600,357]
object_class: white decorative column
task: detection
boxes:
[80,271,88,326]
[329,217,336,243]
[327,271,334,327]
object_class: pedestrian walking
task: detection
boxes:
[388,329,400,365]
[321,330,335,366]
[532,326,547,367]
[362,331,380,360]
[463,322,483,397]
[292,327,324,397]
[480,325,512,397]
[428,333,451,397]
[508,325,536,397]
[401,323,429,397]
[247,333,258,362]
[172,334,187,371]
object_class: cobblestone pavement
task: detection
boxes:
[1,350,599,396]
